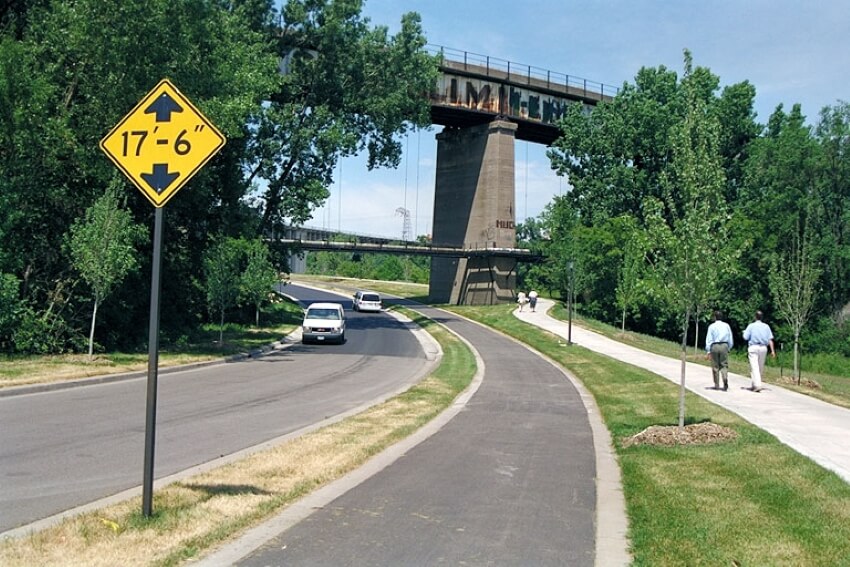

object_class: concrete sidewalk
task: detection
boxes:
[516,298,850,484]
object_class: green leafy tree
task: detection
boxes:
[249,1,439,234]
[547,51,756,339]
[373,254,405,282]
[204,238,243,345]
[645,51,731,430]
[569,222,623,320]
[769,219,821,383]
[517,214,557,296]
[0,273,25,352]
[813,102,850,316]
[2,0,278,350]
[714,80,761,202]
[0,31,75,329]
[548,65,681,225]
[615,217,647,332]
[3,0,439,352]
[738,104,819,315]
[68,187,146,357]
[537,196,581,299]
[240,239,280,326]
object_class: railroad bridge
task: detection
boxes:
[426,46,615,304]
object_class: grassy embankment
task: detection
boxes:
[0,306,475,566]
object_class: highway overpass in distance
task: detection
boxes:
[277,237,543,261]
[270,224,544,275]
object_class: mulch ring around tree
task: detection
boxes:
[621,422,738,448]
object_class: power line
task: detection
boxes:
[415,129,421,239]
[403,132,409,216]
[337,157,342,232]
[524,141,529,223]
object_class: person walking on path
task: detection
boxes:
[528,290,539,312]
[705,310,734,391]
[516,291,528,312]
[743,310,776,392]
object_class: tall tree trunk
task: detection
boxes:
[88,299,99,359]
[693,319,700,356]
[219,309,225,346]
[794,332,801,385]
[678,307,691,431]
[255,304,260,327]
[621,307,626,333]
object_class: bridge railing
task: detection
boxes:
[427,44,619,102]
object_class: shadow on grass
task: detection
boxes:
[384,296,432,307]
[181,483,274,498]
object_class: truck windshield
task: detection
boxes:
[307,309,341,320]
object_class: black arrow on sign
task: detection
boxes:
[145,92,183,123]
[142,164,180,194]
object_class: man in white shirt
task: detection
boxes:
[705,310,734,391]
[742,310,776,392]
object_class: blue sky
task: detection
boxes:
[309,0,850,240]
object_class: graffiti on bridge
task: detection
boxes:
[434,73,590,125]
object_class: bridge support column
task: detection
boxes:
[429,119,518,305]
[287,250,307,274]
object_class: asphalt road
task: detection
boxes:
[0,286,433,534]
[232,302,597,566]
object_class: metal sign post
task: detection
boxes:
[567,261,574,345]
[142,207,164,516]
[100,79,225,517]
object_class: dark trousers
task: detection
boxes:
[710,343,730,389]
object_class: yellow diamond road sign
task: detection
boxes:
[100,79,226,207]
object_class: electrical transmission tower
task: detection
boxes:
[395,207,412,241]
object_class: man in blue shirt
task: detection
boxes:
[705,310,734,391]
[742,310,776,392]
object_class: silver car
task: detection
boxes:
[353,290,382,313]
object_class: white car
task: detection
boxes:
[352,290,382,313]
[301,302,346,344]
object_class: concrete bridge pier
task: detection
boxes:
[429,119,518,305]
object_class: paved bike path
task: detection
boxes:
[516,298,850,484]
[200,304,630,566]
